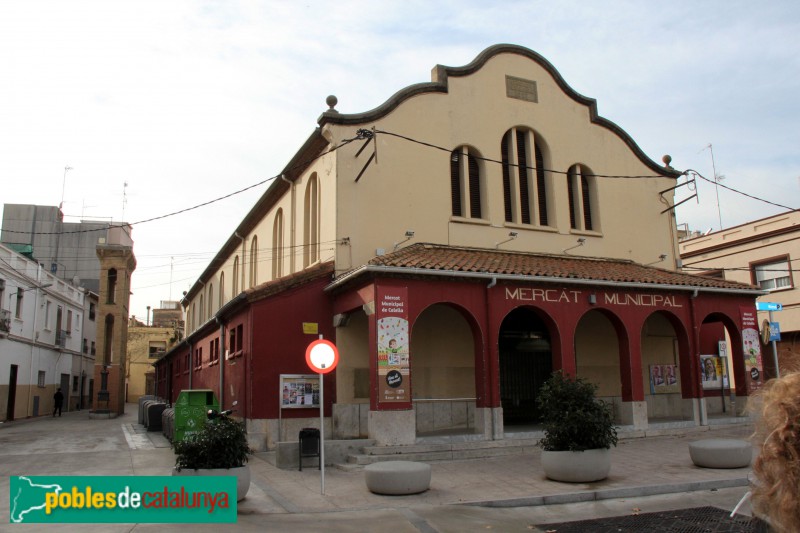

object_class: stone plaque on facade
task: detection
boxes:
[506,75,538,103]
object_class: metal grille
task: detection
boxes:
[538,506,767,533]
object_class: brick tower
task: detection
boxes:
[91,227,136,417]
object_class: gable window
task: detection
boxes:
[272,210,284,279]
[567,164,596,231]
[752,257,792,291]
[501,128,548,226]
[303,174,320,268]
[450,146,483,219]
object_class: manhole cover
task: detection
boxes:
[538,506,767,532]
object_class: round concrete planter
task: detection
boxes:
[172,465,251,501]
[541,448,611,483]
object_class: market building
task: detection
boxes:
[155,44,763,451]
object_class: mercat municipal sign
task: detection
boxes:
[505,288,683,308]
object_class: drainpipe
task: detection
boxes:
[688,289,707,425]
[280,174,296,273]
[485,276,497,439]
[187,340,193,389]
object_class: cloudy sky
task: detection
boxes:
[1,0,798,321]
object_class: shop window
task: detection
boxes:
[450,146,483,219]
[752,257,792,291]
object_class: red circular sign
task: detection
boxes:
[305,339,339,374]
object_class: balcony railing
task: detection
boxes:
[55,329,67,347]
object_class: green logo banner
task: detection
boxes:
[9,476,237,523]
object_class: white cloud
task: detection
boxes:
[1,0,798,318]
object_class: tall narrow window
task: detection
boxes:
[219,273,225,308]
[501,128,549,226]
[207,283,214,318]
[15,287,23,318]
[103,314,114,365]
[106,268,117,304]
[199,295,205,323]
[249,236,258,288]
[272,210,284,279]
[450,147,483,219]
[567,164,596,231]
[303,174,320,268]
[232,256,239,295]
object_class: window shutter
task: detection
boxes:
[450,150,462,217]
[516,130,531,224]
[535,144,547,226]
[468,152,481,218]
[581,173,592,231]
[501,132,513,222]
[567,165,577,229]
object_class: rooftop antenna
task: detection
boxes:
[60,166,73,210]
[701,144,724,230]
[121,182,128,222]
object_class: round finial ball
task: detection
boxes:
[662,154,672,166]
[326,95,338,109]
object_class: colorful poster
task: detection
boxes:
[700,355,726,390]
[650,364,680,394]
[280,374,320,408]
[740,307,764,392]
[376,286,410,403]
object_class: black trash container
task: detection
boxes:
[298,428,320,471]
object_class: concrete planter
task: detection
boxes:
[541,448,611,483]
[172,465,251,501]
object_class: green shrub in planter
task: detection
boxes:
[536,371,618,452]
[174,416,252,471]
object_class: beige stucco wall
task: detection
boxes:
[574,310,621,397]
[329,51,678,275]
[335,309,371,404]
[126,326,174,402]
[680,212,800,335]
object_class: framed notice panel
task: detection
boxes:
[280,374,320,408]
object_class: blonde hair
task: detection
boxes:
[751,372,800,532]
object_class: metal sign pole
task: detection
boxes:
[319,334,325,495]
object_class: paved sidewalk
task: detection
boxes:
[0,404,756,523]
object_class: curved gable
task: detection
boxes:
[319,43,678,178]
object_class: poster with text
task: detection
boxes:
[377,286,410,403]
[280,374,320,408]
[740,307,764,392]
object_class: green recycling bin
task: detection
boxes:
[173,389,219,443]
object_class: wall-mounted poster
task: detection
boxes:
[376,286,410,403]
[740,307,764,392]
[650,364,680,394]
[280,374,320,408]
[700,355,726,390]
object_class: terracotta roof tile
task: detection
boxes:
[363,244,757,291]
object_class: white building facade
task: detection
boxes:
[0,243,94,420]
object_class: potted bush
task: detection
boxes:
[173,414,253,501]
[536,371,618,482]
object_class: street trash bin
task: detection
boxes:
[299,428,320,471]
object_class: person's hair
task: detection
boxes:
[751,371,800,532]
